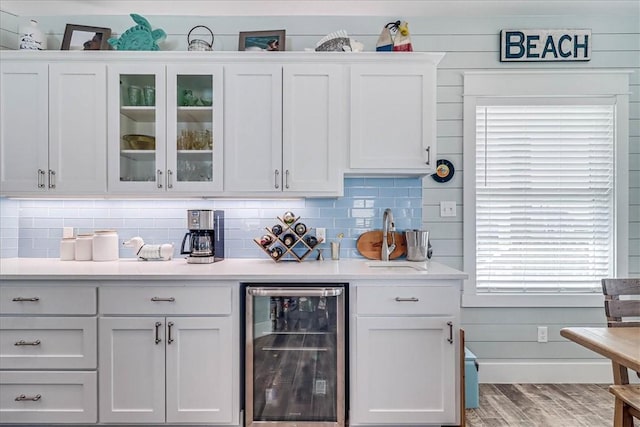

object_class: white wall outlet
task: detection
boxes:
[440,201,457,217]
[316,227,326,243]
[537,326,548,343]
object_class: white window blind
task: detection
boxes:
[475,104,615,293]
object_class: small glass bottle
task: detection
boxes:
[294,223,307,236]
[271,224,283,236]
[282,233,296,247]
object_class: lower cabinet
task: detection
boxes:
[352,316,456,424]
[350,284,460,426]
[99,316,233,424]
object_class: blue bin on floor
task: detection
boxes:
[465,347,479,409]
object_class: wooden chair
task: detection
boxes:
[609,385,640,427]
[602,278,640,328]
[602,278,640,427]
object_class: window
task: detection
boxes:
[463,72,630,307]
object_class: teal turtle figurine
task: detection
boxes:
[108,14,166,51]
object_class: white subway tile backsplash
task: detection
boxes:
[0,178,422,259]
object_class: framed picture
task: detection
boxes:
[61,24,111,50]
[238,30,285,51]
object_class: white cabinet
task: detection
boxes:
[349,61,441,174]
[0,283,98,424]
[108,64,223,194]
[224,63,345,196]
[350,284,459,426]
[98,286,236,425]
[0,62,107,195]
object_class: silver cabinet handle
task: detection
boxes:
[154,321,162,344]
[167,321,174,344]
[151,297,175,302]
[248,287,343,297]
[15,340,41,346]
[285,169,290,189]
[167,169,173,189]
[395,297,419,302]
[12,297,40,302]
[157,169,163,189]
[425,146,431,166]
[447,321,453,344]
[274,169,280,189]
[15,394,41,402]
[48,170,56,189]
[37,169,46,188]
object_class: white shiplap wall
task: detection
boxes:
[1,9,638,382]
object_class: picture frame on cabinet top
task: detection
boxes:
[238,30,285,51]
[61,24,111,50]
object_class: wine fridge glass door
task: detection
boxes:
[245,286,345,427]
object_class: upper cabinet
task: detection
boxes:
[0,61,107,195]
[107,63,223,195]
[224,62,346,196]
[348,60,442,175]
[0,52,444,198]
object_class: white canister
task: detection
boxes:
[19,20,46,50]
[75,233,94,261]
[93,230,119,261]
[59,238,75,261]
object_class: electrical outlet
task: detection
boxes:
[537,326,548,343]
[440,201,457,217]
[316,228,326,243]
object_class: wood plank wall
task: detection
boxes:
[1,10,638,381]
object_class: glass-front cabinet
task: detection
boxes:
[107,64,223,194]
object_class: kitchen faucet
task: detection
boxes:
[381,208,396,261]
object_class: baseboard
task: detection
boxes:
[477,360,638,383]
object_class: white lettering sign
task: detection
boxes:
[500,29,591,62]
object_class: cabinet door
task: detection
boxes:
[283,64,345,194]
[224,64,282,192]
[350,64,437,172]
[166,317,234,423]
[166,65,223,193]
[108,64,166,193]
[49,63,107,194]
[352,316,456,424]
[99,317,165,423]
[0,62,48,193]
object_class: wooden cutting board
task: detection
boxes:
[356,230,407,260]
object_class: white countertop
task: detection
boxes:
[0,258,467,282]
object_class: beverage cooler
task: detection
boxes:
[245,285,346,427]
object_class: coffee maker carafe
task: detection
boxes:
[181,210,224,264]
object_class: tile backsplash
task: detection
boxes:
[0,178,422,259]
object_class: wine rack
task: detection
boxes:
[254,214,322,262]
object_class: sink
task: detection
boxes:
[365,261,427,271]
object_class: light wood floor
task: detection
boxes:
[466,384,614,427]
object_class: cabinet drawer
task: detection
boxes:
[99,286,232,315]
[0,317,97,369]
[356,286,458,315]
[0,371,97,424]
[0,287,96,315]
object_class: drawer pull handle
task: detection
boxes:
[447,321,453,344]
[154,321,162,344]
[12,297,40,302]
[395,297,419,302]
[15,394,41,401]
[151,297,175,302]
[167,321,174,344]
[15,340,41,346]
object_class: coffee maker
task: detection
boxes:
[180,210,224,264]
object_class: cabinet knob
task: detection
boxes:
[154,321,162,344]
[285,170,290,189]
[274,170,280,189]
[167,321,174,344]
[167,170,173,189]
[14,339,41,346]
[425,146,431,166]
[394,297,419,302]
[12,297,40,302]
[447,321,453,344]
[157,170,163,189]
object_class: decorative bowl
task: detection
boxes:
[123,134,155,150]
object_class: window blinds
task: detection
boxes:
[475,104,615,293]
